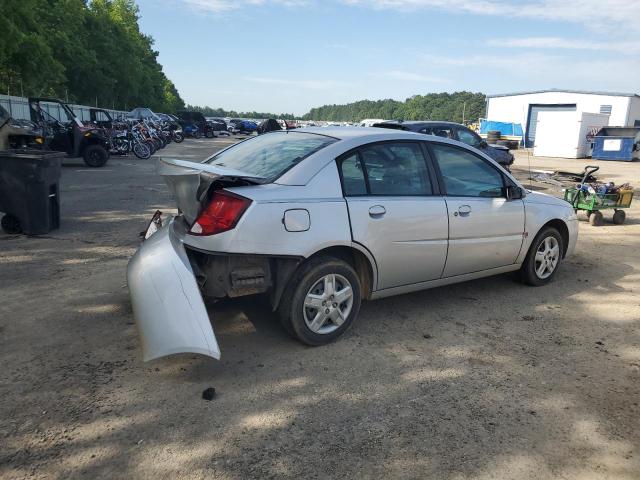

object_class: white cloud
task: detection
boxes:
[419,51,640,94]
[486,37,640,54]
[244,76,352,89]
[181,0,308,13]
[421,52,548,68]
[341,0,640,33]
[376,70,446,82]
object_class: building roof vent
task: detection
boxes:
[600,105,612,115]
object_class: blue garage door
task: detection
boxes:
[526,104,576,148]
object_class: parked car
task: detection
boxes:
[128,128,578,362]
[228,119,258,134]
[373,120,515,170]
[258,118,282,134]
[176,111,215,138]
[207,117,228,133]
[127,107,161,122]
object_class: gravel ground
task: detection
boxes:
[1,139,639,479]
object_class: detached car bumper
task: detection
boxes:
[127,217,220,361]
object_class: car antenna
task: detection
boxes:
[527,144,533,190]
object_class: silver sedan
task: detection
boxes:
[127,128,578,361]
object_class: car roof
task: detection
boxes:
[378,120,463,127]
[299,126,424,140]
[274,127,518,187]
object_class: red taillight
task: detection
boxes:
[189,191,251,236]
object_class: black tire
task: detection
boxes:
[278,256,362,346]
[519,226,564,286]
[487,130,500,143]
[146,140,156,155]
[194,130,202,139]
[612,209,626,225]
[83,144,109,168]
[1,214,22,234]
[589,211,604,226]
[133,142,151,159]
[205,129,214,138]
[173,132,184,143]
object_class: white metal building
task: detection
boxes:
[485,89,640,154]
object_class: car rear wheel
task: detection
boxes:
[279,256,361,345]
[519,226,563,286]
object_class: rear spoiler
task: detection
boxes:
[157,158,265,224]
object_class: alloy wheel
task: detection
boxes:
[303,274,354,334]
[534,236,560,279]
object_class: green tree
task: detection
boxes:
[0,0,184,112]
[302,92,486,124]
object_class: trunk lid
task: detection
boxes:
[157,157,265,224]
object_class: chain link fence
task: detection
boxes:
[0,94,127,122]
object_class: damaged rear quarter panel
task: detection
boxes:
[182,162,354,258]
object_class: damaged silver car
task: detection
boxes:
[127,128,578,361]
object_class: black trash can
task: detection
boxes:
[0,150,64,235]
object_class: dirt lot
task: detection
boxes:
[1,138,639,479]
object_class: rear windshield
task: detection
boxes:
[204,131,337,181]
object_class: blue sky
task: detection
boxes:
[137,0,640,115]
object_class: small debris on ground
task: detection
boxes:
[202,387,216,401]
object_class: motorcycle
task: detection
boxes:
[107,119,152,159]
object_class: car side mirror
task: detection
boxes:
[505,185,525,200]
[479,140,488,148]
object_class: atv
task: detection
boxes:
[0,104,44,150]
[29,98,111,167]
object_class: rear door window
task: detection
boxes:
[339,142,432,196]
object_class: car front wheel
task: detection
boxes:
[83,144,109,168]
[519,226,563,286]
[279,256,361,345]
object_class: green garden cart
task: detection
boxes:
[563,166,634,226]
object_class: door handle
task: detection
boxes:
[369,205,386,217]
[455,205,472,217]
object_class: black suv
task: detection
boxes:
[373,120,514,170]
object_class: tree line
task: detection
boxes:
[187,92,486,123]
[1,4,484,123]
[0,0,184,113]
[185,105,297,120]
[302,91,486,123]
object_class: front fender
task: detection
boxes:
[519,201,578,263]
[127,218,220,361]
